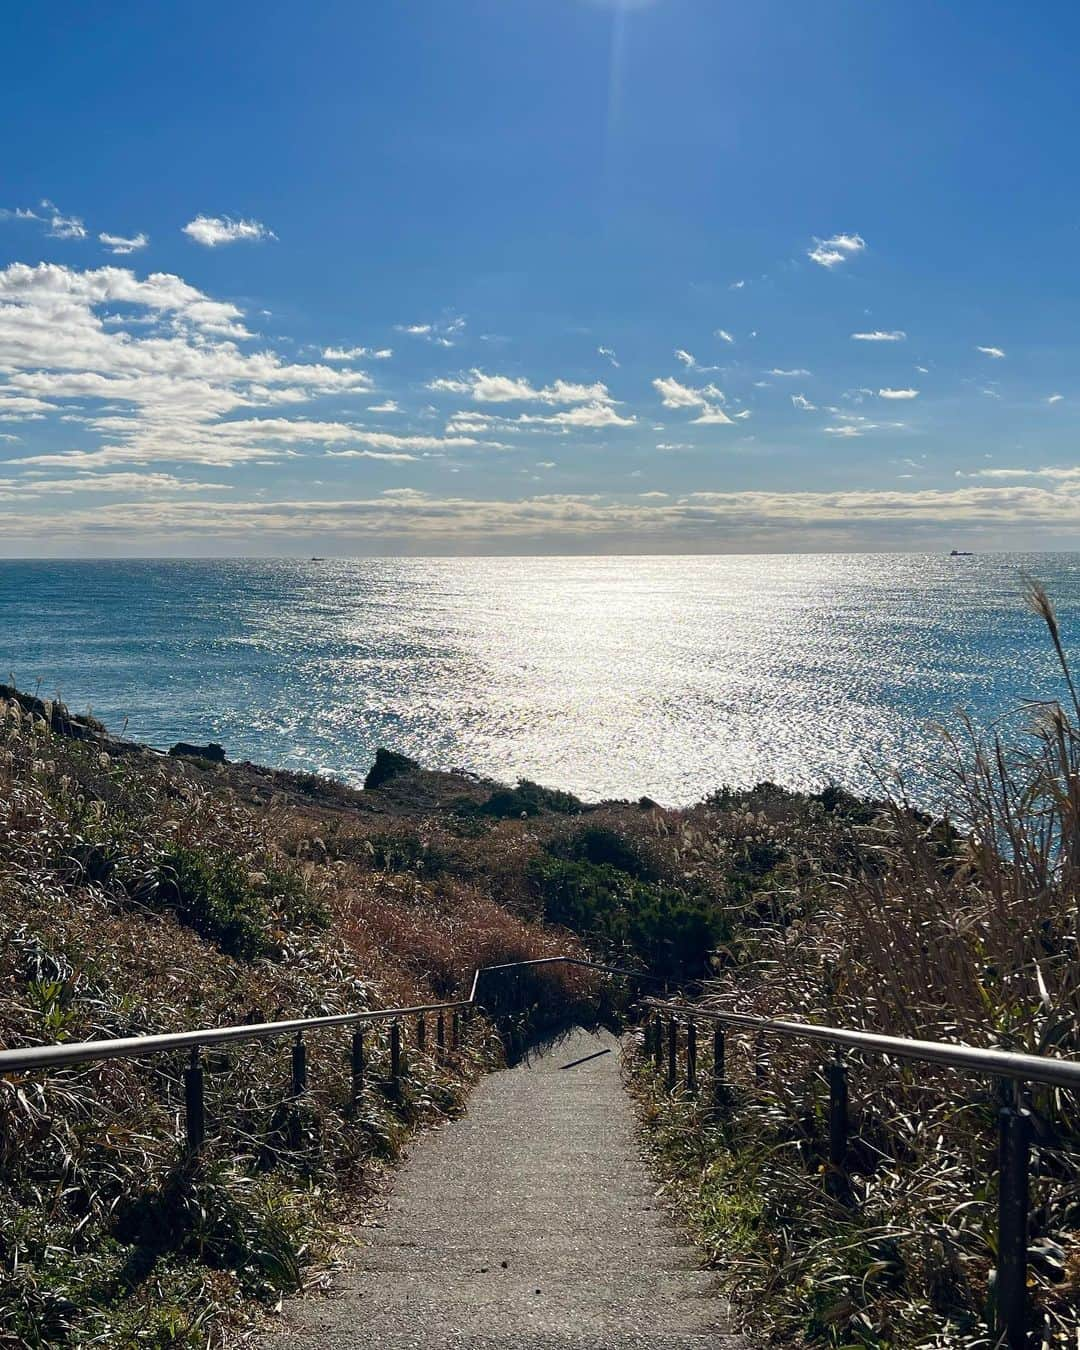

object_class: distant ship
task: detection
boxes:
[949,549,974,556]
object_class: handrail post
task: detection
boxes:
[289,1033,307,1152]
[390,1021,402,1100]
[997,1104,1032,1348]
[712,1025,726,1114]
[416,1015,426,1053]
[653,1014,664,1071]
[826,1056,849,1202]
[436,1012,446,1060]
[351,1027,365,1103]
[451,1011,460,1050]
[667,1017,678,1092]
[292,1032,308,1096]
[184,1047,205,1157]
[686,1020,698,1095]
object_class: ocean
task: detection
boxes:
[2,553,1078,806]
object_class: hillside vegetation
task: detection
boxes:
[1,680,862,1347]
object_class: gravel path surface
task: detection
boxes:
[262,1027,744,1349]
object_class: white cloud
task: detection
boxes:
[674,349,696,367]
[791,394,816,411]
[0,263,495,472]
[597,345,620,368]
[0,471,228,496]
[2,201,87,241]
[729,280,746,290]
[653,376,725,409]
[428,370,613,405]
[323,345,392,361]
[976,345,1006,359]
[959,465,1080,482]
[42,201,87,240]
[395,317,465,347]
[768,368,811,377]
[714,328,735,344]
[851,330,905,342]
[1048,393,1064,404]
[99,231,149,255]
[825,425,864,437]
[13,481,1080,549]
[182,215,276,247]
[652,377,732,424]
[367,400,400,414]
[878,388,919,399]
[807,232,866,268]
[521,403,635,428]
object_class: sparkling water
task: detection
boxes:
[2,554,1078,805]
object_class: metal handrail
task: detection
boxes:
[0,954,652,1076]
[641,998,1080,1091]
[641,997,1080,1349]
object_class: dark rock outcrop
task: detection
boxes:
[364,747,421,789]
[168,741,227,763]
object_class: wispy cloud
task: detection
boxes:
[1048,393,1064,404]
[652,376,732,424]
[958,465,1080,481]
[395,316,465,347]
[791,393,816,411]
[653,376,723,409]
[322,345,392,361]
[597,345,620,368]
[878,387,919,399]
[2,200,87,240]
[367,400,400,413]
[714,328,735,344]
[851,330,905,342]
[768,368,811,377]
[976,345,1006,359]
[807,232,866,268]
[428,370,613,405]
[0,263,474,471]
[99,231,149,255]
[182,215,276,247]
[14,482,1080,550]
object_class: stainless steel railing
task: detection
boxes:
[640,997,1080,1350]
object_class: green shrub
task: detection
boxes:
[547,823,657,879]
[528,854,723,982]
[152,848,270,959]
[475,778,584,818]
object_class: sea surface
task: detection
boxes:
[2,554,1079,807]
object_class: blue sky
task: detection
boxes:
[4,0,1080,554]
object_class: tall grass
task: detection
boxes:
[631,585,1080,1347]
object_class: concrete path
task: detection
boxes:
[263,1027,743,1350]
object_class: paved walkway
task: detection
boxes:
[264,1027,743,1350]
